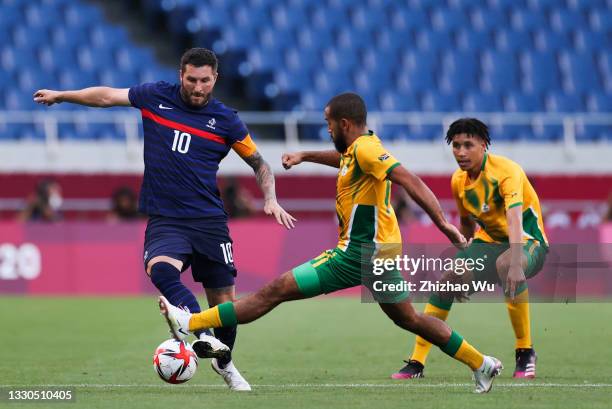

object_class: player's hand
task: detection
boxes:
[506,264,526,300]
[264,198,297,229]
[281,152,303,170]
[33,89,63,106]
[441,222,468,249]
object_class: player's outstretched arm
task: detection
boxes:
[243,151,297,229]
[282,150,341,169]
[33,87,131,108]
[388,165,467,248]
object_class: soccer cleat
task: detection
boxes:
[158,296,192,341]
[211,358,252,391]
[391,360,425,379]
[513,348,537,378]
[473,356,503,394]
[192,333,231,360]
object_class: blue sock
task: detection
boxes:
[149,262,212,338]
[214,325,237,367]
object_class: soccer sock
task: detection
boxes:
[410,294,453,365]
[505,287,532,349]
[149,262,212,337]
[188,302,238,332]
[214,326,237,367]
[439,330,485,371]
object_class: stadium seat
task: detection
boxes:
[389,7,427,31]
[431,8,467,32]
[521,51,562,93]
[560,51,602,93]
[534,30,572,51]
[510,9,547,31]
[471,9,508,31]
[587,92,612,112]
[455,29,494,50]
[416,30,454,51]
[495,30,533,51]
[505,92,545,112]
[546,92,585,112]
[550,9,586,33]
[421,92,461,112]
[463,92,504,112]
[396,70,436,93]
[574,30,610,51]
[379,91,420,111]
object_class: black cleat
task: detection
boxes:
[513,348,537,378]
[391,360,425,379]
[191,335,231,360]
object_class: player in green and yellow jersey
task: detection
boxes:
[157,95,503,393]
[393,118,546,380]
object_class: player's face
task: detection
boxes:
[451,133,486,172]
[324,106,348,153]
[179,64,218,107]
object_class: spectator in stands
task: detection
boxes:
[221,177,255,219]
[19,179,63,222]
[108,186,141,222]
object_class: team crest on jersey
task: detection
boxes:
[206,118,216,130]
[481,203,490,213]
[378,153,390,161]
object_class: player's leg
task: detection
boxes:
[379,301,502,393]
[496,240,546,378]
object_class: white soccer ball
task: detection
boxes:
[153,339,198,384]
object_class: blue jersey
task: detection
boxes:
[128,81,250,219]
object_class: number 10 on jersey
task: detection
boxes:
[172,130,191,153]
[220,242,233,264]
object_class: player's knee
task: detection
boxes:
[149,262,181,289]
[146,256,182,276]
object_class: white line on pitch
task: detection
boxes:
[1,383,611,388]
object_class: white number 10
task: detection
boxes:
[172,130,191,153]
[220,242,233,264]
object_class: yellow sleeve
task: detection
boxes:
[231,134,258,159]
[355,140,400,181]
[499,162,524,210]
[451,172,469,217]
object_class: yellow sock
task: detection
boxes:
[506,289,532,349]
[188,306,222,331]
[410,302,450,364]
[453,339,485,371]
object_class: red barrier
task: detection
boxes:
[0,221,609,296]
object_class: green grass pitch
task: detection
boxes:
[1,296,611,409]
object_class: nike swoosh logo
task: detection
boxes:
[159,104,173,110]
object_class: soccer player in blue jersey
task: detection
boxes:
[33,48,296,391]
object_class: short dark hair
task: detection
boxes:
[180,48,218,72]
[326,93,367,126]
[445,118,490,147]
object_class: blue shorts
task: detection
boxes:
[143,215,236,288]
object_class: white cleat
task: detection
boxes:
[473,356,503,394]
[158,296,192,341]
[211,358,252,391]
[192,333,231,360]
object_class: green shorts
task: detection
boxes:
[456,238,547,289]
[292,247,408,302]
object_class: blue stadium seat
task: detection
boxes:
[489,0,527,10]
[314,70,353,94]
[550,9,586,32]
[13,26,50,49]
[220,26,258,51]
[431,8,467,32]
[273,5,308,29]
[285,47,320,72]
[463,92,504,112]
[379,91,420,111]
[498,124,532,141]
[51,25,89,48]
[246,47,284,73]
[567,0,606,11]
[421,92,461,112]
[532,122,563,141]
[15,123,46,140]
[574,30,610,51]
[64,3,104,28]
[259,26,295,49]
[354,68,394,94]
[311,6,349,29]
[401,50,438,73]
[406,123,443,141]
[471,9,508,31]
[590,10,612,31]
[90,25,130,49]
[1,46,37,71]
[379,125,412,141]
[510,9,547,30]
[77,47,116,72]
[575,120,612,142]
[505,92,545,112]
[116,47,156,72]
[587,92,612,112]
[18,68,58,91]
[4,89,37,110]
[300,91,333,111]
[534,30,572,51]
[389,7,427,31]
[362,49,400,72]
[521,51,561,93]
[0,5,23,29]
[337,27,374,49]
[24,3,64,27]
[351,5,387,28]
[99,70,140,88]
[481,51,520,91]
[416,30,454,51]
[194,7,230,29]
[275,68,312,93]
[39,46,78,71]
[527,0,562,10]
[495,30,533,51]
[59,69,99,89]
[296,27,334,50]
[322,48,359,72]
[138,67,176,84]
[546,92,585,112]
[375,29,409,52]
[440,65,479,93]
[560,51,602,93]
[456,29,494,50]
[396,70,436,93]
